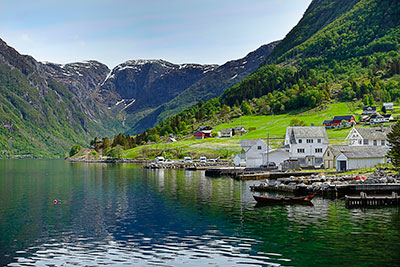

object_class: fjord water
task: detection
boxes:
[0,160,399,266]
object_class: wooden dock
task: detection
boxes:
[205,167,338,180]
[345,192,400,207]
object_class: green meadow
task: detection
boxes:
[122,102,398,160]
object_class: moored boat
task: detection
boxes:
[253,194,314,204]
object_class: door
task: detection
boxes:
[338,160,347,171]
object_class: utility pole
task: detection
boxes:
[267,132,270,168]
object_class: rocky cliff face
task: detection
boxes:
[127,40,280,134]
[41,61,110,99]
[98,59,218,112]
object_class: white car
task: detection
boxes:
[184,157,193,163]
[199,157,207,163]
[155,156,165,163]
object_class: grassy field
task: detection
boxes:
[122,102,398,160]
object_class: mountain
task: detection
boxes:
[0,38,126,157]
[126,41,280,134]
[221,0,400,106]
[265,0,360,63]
[98,59,218,112]
[0,37,279,156]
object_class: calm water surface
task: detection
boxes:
[0,159,399,266]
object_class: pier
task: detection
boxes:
[345,192,400,207]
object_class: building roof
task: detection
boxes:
[323,120,333,124]
[286,126,329,144]
[354,127,391,140]
[234,153,246,159]
[333,115,354,121]
[370,114,383,119]
[327,145,386,158]
[338,146,386,159]
[221,128,232,134]
[198,126,212,131]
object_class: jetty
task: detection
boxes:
[144,161,230,169]
[250,172,400,198]
[205,167,338,180]
[345,192,400,207]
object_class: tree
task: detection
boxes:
[388,122,400,168]
[69,145,81,157]
[289,118,306,126]
[102,137,111,152]
[241,100,252,115]
[107,145,124,159]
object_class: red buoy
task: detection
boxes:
[53,199,58,204]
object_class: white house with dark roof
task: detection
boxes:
[324,145,387,170]
[336,146,386,171]
[284,126,329,167]
[362,106,377,115]
[345,126,391,151]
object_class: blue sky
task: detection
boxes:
[0,0,311,68]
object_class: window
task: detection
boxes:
[298,139,302,143]
[358,140,362,145]
[297,148,305,153]
[306,139,313,143]
[327,152,330,157]
[315,148,323,153]
[363,139,369,145]
[257,146,262,150]
[373,140,377,146]
[381,140,385,146]
[317,139,321,143]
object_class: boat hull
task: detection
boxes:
[253,194,314,204]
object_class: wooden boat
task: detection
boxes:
[253,194,314,204]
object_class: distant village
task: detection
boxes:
[192,103,396,172]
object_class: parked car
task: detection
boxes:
[184,157,193,163]
[199,157,207,163]
[260,162,277,169]
[155,156,165,163]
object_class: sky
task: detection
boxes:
[0,0,312,68]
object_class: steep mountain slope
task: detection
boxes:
[221,0,400,106]
[127,41,280,134]
[266,0,360,63]
[0,38,125,157]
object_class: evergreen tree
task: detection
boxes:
[388,122,400,168]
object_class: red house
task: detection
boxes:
[194,126,213,139]
[332,115,355,127]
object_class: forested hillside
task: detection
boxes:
[0,39,126,157]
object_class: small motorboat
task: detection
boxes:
[253,194,314,204]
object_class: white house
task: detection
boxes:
[221,128,233,138]
[346,126,391,151]
[284,126,329,167]
[383,102,394,111]
[336,147,386,171]
[240,139,270,168]
[263,149,290,170]
[362,106,377,115]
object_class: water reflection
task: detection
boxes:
[0,160,399,266]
